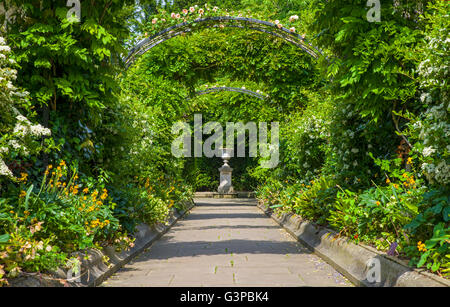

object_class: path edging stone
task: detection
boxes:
[9,200,194,287]
[194,191,255,198]
[257,201,449,287]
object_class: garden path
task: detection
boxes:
[102,198,353,287]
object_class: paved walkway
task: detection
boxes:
[102,198,352,287]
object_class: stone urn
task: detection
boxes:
[218,148,234,194]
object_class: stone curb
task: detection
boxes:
[194,191,255,198]
[257,201,449,287]
[9,200,195,287]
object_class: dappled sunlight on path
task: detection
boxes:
[102,198,352,287]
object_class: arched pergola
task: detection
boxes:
[187,86,269,101]
[123,16,326,69]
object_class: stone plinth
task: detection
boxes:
[218,163,234,194]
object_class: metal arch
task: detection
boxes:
[186,86,269,101]
[124,16,326,69]
[128,25,317,66]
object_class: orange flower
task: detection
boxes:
[417,241,427,252]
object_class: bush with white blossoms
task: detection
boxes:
[0,35,51,179]
[281,92,331,180]
[405,3,450,186]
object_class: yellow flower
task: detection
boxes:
[91,190,98,201]
[393,184,399,189]
[386,178,391,184]
[19,190,27,198]
[48,165,53,170]
[407,157,412,164]
[19,172,28,182]
[376,201,380,206]
[83,188,89,194]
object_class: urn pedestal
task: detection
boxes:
[218,148,234,194]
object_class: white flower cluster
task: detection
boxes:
[289,111,329,177]
[0,158,13,177]
[416,104,450,185]
[0,35,51,179]
[413,13,450,185]
[13,115,51,138]
[421,161,450,184]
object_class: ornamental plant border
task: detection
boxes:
[7,200,195,287]
[257,201,450,287]
[123,16,326,69]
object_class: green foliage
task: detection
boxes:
[0,160,133,285]
[292,176,337,224]
[1,0,449,284]
[404,188,450,274]
[280,90,330,180]
[256,0,449,278]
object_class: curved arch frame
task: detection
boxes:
[124,16,326,69]
[187,86,268,101]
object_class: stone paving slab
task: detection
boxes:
[101,198,353,287]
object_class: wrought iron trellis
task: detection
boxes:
[187,86,268,101]
[123,16,326,69]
